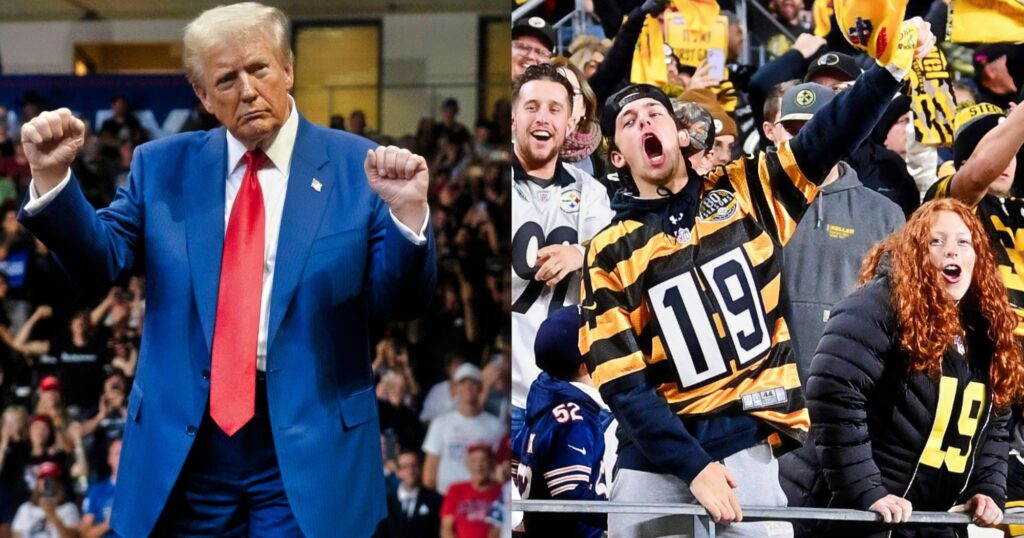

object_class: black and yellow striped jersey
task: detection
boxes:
[926,174,1024,335]
[581,139,815,450]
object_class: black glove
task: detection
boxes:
[640,0,668,17]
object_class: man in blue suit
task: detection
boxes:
[17,3,436,536]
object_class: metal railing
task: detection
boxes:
[515,499,1024,537]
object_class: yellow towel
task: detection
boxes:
[907,47,957,146]
[813,0,834,38]
[631,16,668,86]
[833,0,917,71]
[664,0,722,67]
[950,0,1024,43]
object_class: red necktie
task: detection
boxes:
[210,149,267,436]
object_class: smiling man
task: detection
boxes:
[580,21,935,538]
[16,3,435,536]
[511,63,613,440]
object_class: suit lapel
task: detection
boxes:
[266,117,331,353]
[185,128,228,356]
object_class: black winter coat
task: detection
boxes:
[780,275,1009,537]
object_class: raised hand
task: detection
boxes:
[20,108,86,194]
[906,17,935,61]
[792,33,827,59]
[33,305,53,320]
[687,59,721,91]
[640,0,668,17]
[364,145,429,232]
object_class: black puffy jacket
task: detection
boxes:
[780,274,1009,538]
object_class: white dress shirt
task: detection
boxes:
[396,484,420,518]
[26,97,428,371]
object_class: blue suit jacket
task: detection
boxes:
[18,117,437,537]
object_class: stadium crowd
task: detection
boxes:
[0,91,512,537]
[510,0,1024,537]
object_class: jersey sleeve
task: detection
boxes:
[542,421,604,500]
[739,63,902,246]
[923,173,955,202]
[726,148,819,246]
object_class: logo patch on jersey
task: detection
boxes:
[740,387,788,411]
[537,191,551,203]
[698,190,738,222]
[560,190,582,213]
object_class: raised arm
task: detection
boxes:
[949,103,1024,206]
[13,305,52,356]
[364,146,436,321]
[588,0,666,104]
[748,34,825,140]
[19,108,144,287]
[789,21,935,184]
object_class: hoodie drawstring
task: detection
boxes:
[815,189,824,229]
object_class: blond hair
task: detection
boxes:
[182,2,294,84]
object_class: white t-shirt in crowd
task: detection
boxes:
[422,410,504,494]
[419,380,457,424]
[12,502,81,538]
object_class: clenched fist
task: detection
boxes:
[21,108,86,195]
[364,145,429,232]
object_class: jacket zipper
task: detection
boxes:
[957,401,993,499]
[884,394,993,538]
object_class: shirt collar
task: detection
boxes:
[569,381,608,410]
[225,95,299,177]
[512,153,574,188]
[397,484,419,501]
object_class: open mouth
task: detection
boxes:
[942,263,962,283]
[643,133,666,166]
[531,129,552,143]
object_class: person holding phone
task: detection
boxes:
[11,461,79,538]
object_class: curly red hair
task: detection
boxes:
[859,198,1024,411]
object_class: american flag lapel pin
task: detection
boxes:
[311,178,322,192]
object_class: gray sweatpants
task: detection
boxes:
[608,441,792,538]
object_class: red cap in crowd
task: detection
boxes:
[467,443,494,458]
[39,376,62,392]
[37,461,62,479]
[29,414,53,430]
